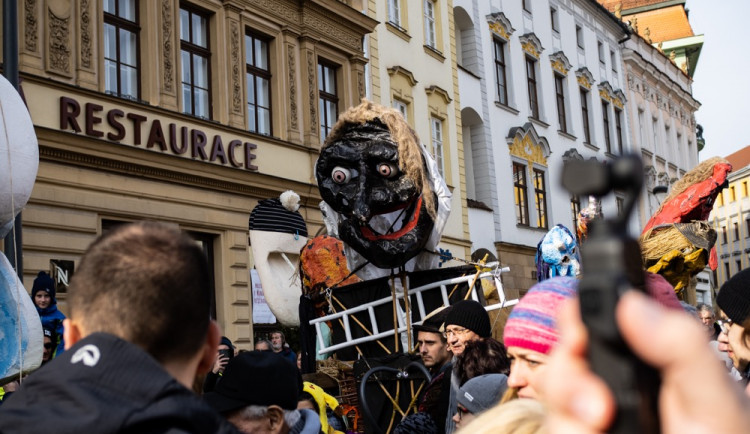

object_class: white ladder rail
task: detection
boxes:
[312,267,516,355]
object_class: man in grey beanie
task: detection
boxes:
[452,374,508,430]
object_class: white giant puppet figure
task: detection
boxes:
[0,74,43,383]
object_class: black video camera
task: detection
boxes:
[561,154,660,434]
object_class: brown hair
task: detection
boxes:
[323,99,437,219]
[454,338,511,385]
[68,221,211,363]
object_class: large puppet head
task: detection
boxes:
[535,224,581,281]
[315,100,438,269]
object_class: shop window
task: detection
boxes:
[245,31,272,135]
[104,0,140,100]
[318,60,338,142]
[180,4,212,119]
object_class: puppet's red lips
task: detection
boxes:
[360,196,423,241]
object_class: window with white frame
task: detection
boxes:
[598,41,605,65]
[576,25,584,49]
[430,117,444,176]
[424,0,436,49]
[388,0,401,28]
[610,50,617,73]
[393,99,407,121]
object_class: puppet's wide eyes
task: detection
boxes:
[377,163,399,179]
[331,167,352,184]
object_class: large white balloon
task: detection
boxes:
[0,74,39,237]
[0,253,43,383]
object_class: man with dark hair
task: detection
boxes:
[0,221,240,433]
[270,330,297,364]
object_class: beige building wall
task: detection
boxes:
[366,0,472,263]
[9,0,376,349]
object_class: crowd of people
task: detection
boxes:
[1,221,750,433]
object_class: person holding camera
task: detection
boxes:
[203,336,235,393]
[541,290,750,433]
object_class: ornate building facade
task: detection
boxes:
[5,0,377,347]
[454,0,630,296]
[363,0,473,262]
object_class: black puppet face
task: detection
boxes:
[316,121,436,269]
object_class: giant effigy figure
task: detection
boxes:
[315,100,451,279]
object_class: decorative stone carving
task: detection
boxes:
[507,123,550,166]
[549,51,572,76]
[25,0,38,52]
[598,82,626,109]
[486,12,515,41]
[48,8,71,74]
[302,10,360,52]
[80,0,91,68]
[162,0,174,93]
[575,67,595,90]
[519,33,543,59]
[231,21,241,113]
[288,46,298,130]
[562,148,583,161]
[307,51,317,134]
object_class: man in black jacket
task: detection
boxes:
[0,221,240,434]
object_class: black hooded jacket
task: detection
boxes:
[0,333,240,434]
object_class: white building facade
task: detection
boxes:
[454,0,631,295]
[621,34,701,230]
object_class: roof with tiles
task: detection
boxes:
[725,146,750,172]
[599,0,666,10]
[597,1,694,42]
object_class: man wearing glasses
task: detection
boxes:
[442,300,491,433]
[716,268,750,393]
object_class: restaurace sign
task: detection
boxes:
[59,96,258,171]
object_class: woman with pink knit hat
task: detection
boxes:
[502,276,578,400]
